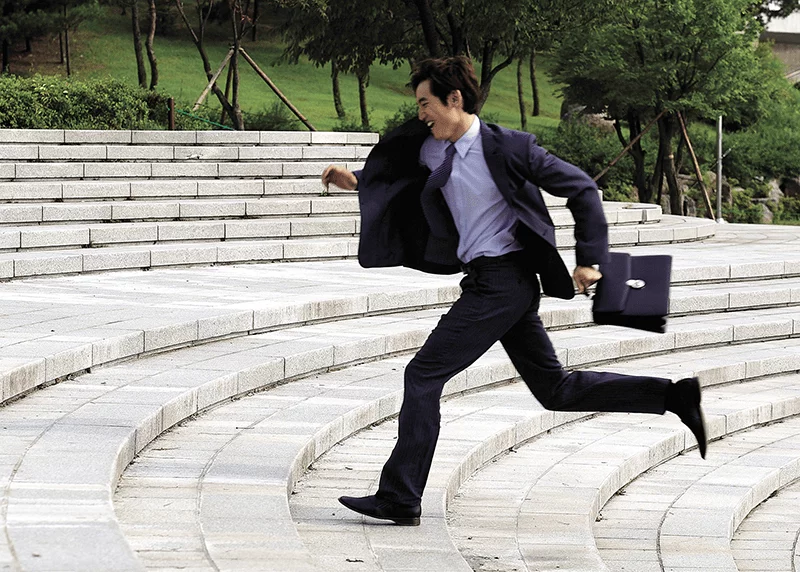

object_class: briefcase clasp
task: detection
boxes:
[625,279,646,289]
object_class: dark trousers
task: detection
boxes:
[376,252,671,506]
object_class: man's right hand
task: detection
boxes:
[321,165,358,191]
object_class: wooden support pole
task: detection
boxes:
[168,97,175,130]
[192,48,234,112]
[593,110,665,183]
[239,47,316,131]
[677,111,715,220]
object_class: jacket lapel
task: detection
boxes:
[480,122,513,202]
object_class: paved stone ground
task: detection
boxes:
[2,134,800,572]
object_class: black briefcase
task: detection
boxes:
[591,252,672,333]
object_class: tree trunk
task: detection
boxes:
[477,40,513,113]
[173,0,238,125]
[229,0,244,130]
[357,70,370,130]
[529,49,540,117]
[332,62,345,120]
[517,58,527,131]
[1,40,9,74]
[64,10,72,76]
[145,0,158,89]
[618,113,649,203]
[131,0,147,88]
[656,114,682,214]
[411,0,442,57]
[442,0,463,55]
[220,62,233,125]
[251,0,259,41]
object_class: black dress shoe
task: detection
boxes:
[668,377,708,459]
[338,494,421,526]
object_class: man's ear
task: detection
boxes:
[448,90,463,109]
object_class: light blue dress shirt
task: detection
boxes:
[419,116,523,264]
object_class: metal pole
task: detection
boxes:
[716,116,724,223]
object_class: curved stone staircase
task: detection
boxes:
[1,129,798,572]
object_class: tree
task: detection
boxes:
[1,0,55,73]
[553,0,783,212]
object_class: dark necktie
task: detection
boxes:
[423,143,457,193]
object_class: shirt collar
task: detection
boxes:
[453,115,480,159]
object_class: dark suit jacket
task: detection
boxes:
[356,118,609,300]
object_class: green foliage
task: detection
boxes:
[0,74,159,129]
[774,196,800,225]
[244,101,302,131]
[722,188,763,224]
[543,117,636,202]
[332,115,372,132]
[381,102,418,136]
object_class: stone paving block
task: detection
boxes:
[84,162,152,179]
[733,319,793,341]
[197,311,254,339]
[282,161,341,177]
[0,228,20,249]
[179,199,247,218]
[283,239,352,260]
[150,244,217,266]
[82,249,151,272]
[310,197,358,215]
[197,180,264,197]
[0,258,13,278]
[224,220,290,239]
[259,132,312,144]
[1,358,46,402]
[152,162,218,178]
[14,162,83,179]
[132,131,196,145]
[0,204,42,224]
[218,162,284,178]
[195,131,259,145]
[112,201,179,221]
[90,329,146,365]
[238,146,303,160]
[157,221,225,242]
[310,132,349,145]
[130,180,198,199]
[0,164,14,179]
[245,198,311,216]
[301,146,357,160]
[346,132,379,144]
[143,321,199,351]
[0,145,38,160]
[42,203,112,222]
[731,261,784,280]
[216,242,283,263]
[263,179,320,195]
[19,227,88,249]
[106,145,173,160]
[89,223,158,245]
[64,130,133,144]
[290,217,358,237]
[38,145,107,161]
[0,129,65,143]
[173,146,238,161]
[62,181,130,200]
[13,252,82,277]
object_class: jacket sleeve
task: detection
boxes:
[526,137,609,267]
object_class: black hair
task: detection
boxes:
[410,56,481,114]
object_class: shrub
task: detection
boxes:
[381,102,418,136]
[722,188,763,224]
[333,115,372,132]
[0,74,159,129]
[244,101,302,131]
[774,196,800,225]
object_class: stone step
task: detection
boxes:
[730,477,800,572]
[0,144,373,162]
[2,251,799,405]
[596,417,800,572]
[0,215,710,279]
[0,160,367,182]
[0,300,797,570]
[0,198,650,227]
[0,178,345,202]
[447,373,800,572]
[0,205,664,253]
[0,129,379,146]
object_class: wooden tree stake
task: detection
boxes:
[239,48,316,131]
[593,110,665,183]
[677,111,715,219]
[192,48,235,112]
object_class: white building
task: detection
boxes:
[763,12,800,83]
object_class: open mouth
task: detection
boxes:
[426,121,434,129]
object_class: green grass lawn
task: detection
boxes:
[26,7,564,132]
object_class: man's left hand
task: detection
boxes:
[573,265,602,295]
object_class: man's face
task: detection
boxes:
[416,79,462,142]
